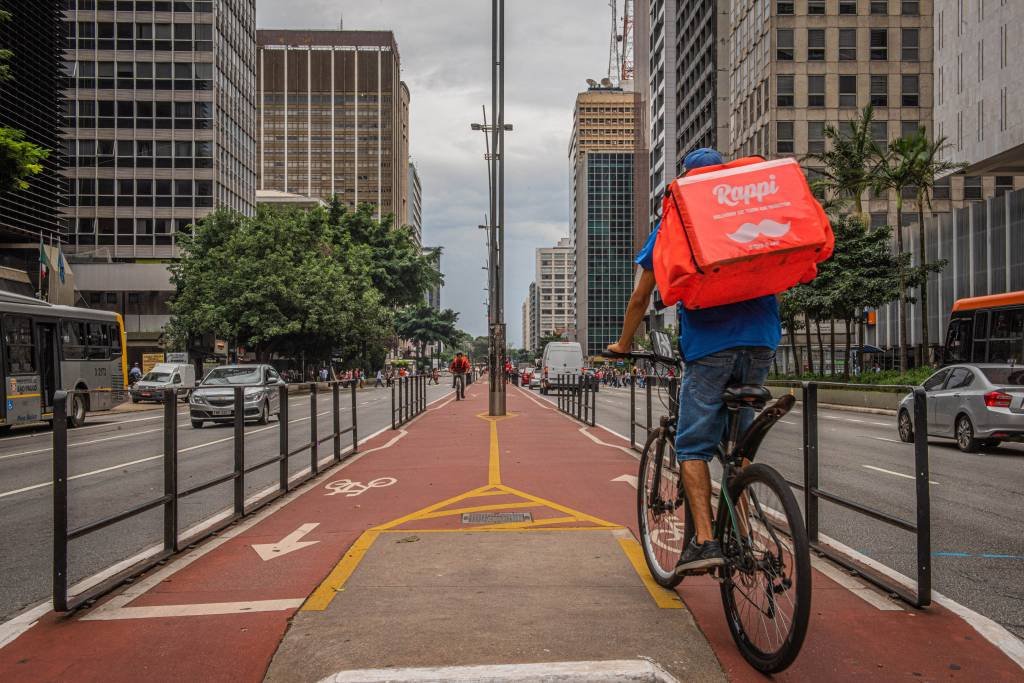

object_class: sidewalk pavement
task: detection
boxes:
[1,382,1021,681]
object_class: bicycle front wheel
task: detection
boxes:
[637,430,693,588]
[719,463,811,674]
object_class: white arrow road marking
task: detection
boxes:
[252,522,320,561]
[612,474,638,489]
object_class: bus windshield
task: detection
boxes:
[202,368,262,385]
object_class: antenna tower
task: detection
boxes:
[607,0,620,84]
[620,0,634,82]
[606,0,635,85]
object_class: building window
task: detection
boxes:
[932,176,951,200]
[900,120,920,138]
[870,74,888,106]
[807,0,826,15]
[839,29,857,60]
[870,0,888,14]
[839,0,858,14]
[777,29,794,60]
[901,74,919,106]
[839,75,858,107]
[995,177,1014,196]
[776,1,794,14]
[807,29,826,61]
[807,121,826,154]
[777,75,795,106]
[901,0,919,15]
[901,28,919,61]
[871,120,888,145]
[807,74,826,107]
[871,212,888,229]
[870,29,888,60]
[776,121,794,154]
[963,176,982,200]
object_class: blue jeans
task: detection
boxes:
[675,347,776,463]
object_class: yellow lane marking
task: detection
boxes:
[416,501,538,520]
[370,485,495,531]
[488,420,500,485]
[302,529,380,611]
[493,484,620,528]
[377,527,618,534]
[616,536,684,609]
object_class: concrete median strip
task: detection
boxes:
[318,659,682,682]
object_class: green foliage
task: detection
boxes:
[537,332,565,348]
[469,335,490,361]
[394,304,460,357]
[771,367,934,387]
[803,106,881,216]
[0,9,12,82]
[0,12,51,194]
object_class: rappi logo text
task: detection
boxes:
[712,175,779,207]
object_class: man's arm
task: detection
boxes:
[607,268,657,354]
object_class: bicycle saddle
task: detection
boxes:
[721,384,772,409]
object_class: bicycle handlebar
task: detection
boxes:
[599,349,681,368]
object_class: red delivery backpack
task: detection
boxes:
[653,156,833,309]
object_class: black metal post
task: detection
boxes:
[52,391,69,612]
[233,387,244,517]
[590,375,596,426]
[332,382,341,463]
[279,385,289,492]
[630,377,636,448]
[163,389,178,553]
[576,375,583,422]
[391,375,397,430]
[803,382,819,544]
[309,383,318,475]
[913,387,931,607]
[398,377,404,426]
[645,377,653,436]
[350,380,359,453]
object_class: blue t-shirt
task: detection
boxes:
[635,225,781,362]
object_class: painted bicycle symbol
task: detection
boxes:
[324,477,397,497]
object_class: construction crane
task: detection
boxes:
[607,0,635,86]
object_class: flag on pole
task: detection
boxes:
[39,237,51,279]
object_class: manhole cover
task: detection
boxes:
[461,511,533,525]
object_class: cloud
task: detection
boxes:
[256,0,609,342]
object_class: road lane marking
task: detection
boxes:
[84,598,305,620]
[613,529,683,609]
[863,464,939,484]
[251,523,320,561]
[0,428,164,461]
[302,529,381,611]
[866,436,904,444]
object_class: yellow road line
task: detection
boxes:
[417,501,538,520]
[302,529,380,611]
[488,420,501,485]
[371,485,495,531]
[378,527,620,534]
[616,536,684,609]
[497,484,620,528]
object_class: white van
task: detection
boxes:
[131,363,196,403]
[540,342,584,395]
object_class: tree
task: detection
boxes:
[538,332,565,348]
[902,129,963,362]
[804,106,881,219]
[469,335,490,363]
[394,305,460,359]
[0,10,49,195]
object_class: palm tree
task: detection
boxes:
[903,129,966,363]
[872,136,919,373]
[804,106,881,221]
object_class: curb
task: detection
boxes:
[319,659,680,683]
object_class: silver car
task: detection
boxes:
[898,364,1024,452]
[189,365,284,428]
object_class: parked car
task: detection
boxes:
[520,366,535,386]
[898,363,1024,452]
[540,342,584,395]
[130,363,196,403]
[189,365,285,428]
[529,371,541,389]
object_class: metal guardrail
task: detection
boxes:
[628,376,678,451]
[625,378,931,608]
[52,381,359,613]
[391,375,426,429]
[555,374,597,427]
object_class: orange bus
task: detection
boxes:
[944,291,1024,365]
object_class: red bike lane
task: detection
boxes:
[0,380,1020,681]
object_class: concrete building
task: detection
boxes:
[570,85,637,357]
[423,246,441,311]
[648,0,678,229]
[676,0,730,170]
[60,0,257,360]
[256,30,409,228]
[534,237,574,353]
[408,160,422,245]
[255,189,326,209]
[933,0,1024,195]
[521,290,532,351]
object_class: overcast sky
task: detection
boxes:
[256,0,610,344]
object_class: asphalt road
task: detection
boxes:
[533,382,1024,641]
[0,382,455,622]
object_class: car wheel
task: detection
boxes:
[130,395,137,403]
[897,409,914,443]
[955,414,980,453]
[67,394,87,428]
[257,400,269,425]
[191,419,204,429]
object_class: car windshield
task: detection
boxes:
[142,372,171,382]
[202,368,262,386]
[980,368,1024,385]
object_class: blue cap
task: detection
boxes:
[683,148,724,171]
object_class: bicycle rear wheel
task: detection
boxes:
[637,430,693,588]
[719,463,811,674]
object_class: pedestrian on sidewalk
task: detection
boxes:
[450,352,471,400]
[375,369,384,387]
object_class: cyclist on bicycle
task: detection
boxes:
[449,352,471,400]
[606,148,781,574]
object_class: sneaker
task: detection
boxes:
[675,538,725,575]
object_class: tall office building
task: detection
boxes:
[256,30,410,228]
[533,237,574,352]
[648,0,678,229]
[60,0,257,359]
[408,160,422,245]
[521,289,532,351]
[570,85,636,357]
[676,0,730,169]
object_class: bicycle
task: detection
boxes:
[452,373,466,400]
[606,331,811,674]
